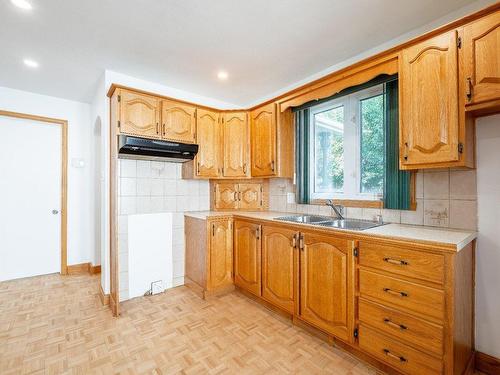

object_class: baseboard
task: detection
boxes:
[66,262,101,275]
[99,283,110,306]
[476,351,500,375]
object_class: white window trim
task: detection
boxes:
[308,84,385,201]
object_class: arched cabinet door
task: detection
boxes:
[161,100,196,143]
[208,219,233,290]
[196,109,221,178]
[234,220,261,296]
[464,11,500,107]
[214,183,238,210]
[261,225,297,313]
[250,103,277,177]
[400,30,460,167]
[119,91,160,139]
[223,112,249,177]
[299,232,354,342]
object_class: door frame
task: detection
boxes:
[0,110,68,275]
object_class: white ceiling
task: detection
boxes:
[0,0,492,106]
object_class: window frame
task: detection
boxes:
[308,83,385,201]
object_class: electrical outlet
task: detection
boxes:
[151,280,164,295]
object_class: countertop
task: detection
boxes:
[185,211,477,251]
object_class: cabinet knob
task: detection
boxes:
[466,77,473,102]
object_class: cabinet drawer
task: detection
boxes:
[358,242,444,284]
[359,269,444,320]
[359,299,443,356]
[359,325,442,375]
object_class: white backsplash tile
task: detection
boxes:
[136,178,152,196]
[120,159,137,178]
[450,170,477,200]
[137,160,152,178]
[424,170,450,200]
[449,199,477,230]
[401,199,424,225]
[120,177,137,196]
[424,199,449,227]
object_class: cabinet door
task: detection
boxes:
[400,30,460,167]
[224,112,249,177]
[196,109,221,178]
[234,220,261,296]
[250,103,277,177]
[299,232,353,341]
[464,11,500,107]
[161,100,196,143]
[119,91,160,139]
[209,220,233,290]
[238,183,262,210]
[261,226,297,313]
[214,183,238,210]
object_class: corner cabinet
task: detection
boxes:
[399,30,463,169]
[463,10,500,113]
[223,112,249,178]
[118,90,161,139]
[233,220,261,296]
[184,215,233,298]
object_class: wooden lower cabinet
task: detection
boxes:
[233,220,261,296]
[184,216,234,298]
[261,225,297,313]
[298,232,354,342]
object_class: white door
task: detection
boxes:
[0,115,62,281]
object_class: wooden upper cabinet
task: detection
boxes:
[196,109,221,178]
[223,112,249,177]
[119,90,160,139]
[299,232,353,342]
[209,219,233,291]
[261,225,297,313]
[400,30,460,168]
[214,183,238,210]
[250,103,277,177]
[234,220,261,296]
[464,10,500,109]
[160,100,196,143]
[238,183,262,210]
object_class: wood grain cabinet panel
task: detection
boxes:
[359,325,442,375]
[119,91,160,139]
[359,269,445,321]
[160,100,196,143]
[358,299,444,356]
[196,109,222,178]
[238,183,262,210]
[223,112,249,177]
[250,103,277,177]
[400,30,460,168]
[464,10,500,108]
[234,220,261,296]
[209,220,233,290]
[214,183,238,210]
[358,242,445,285]
[261,226,297,313]
[298,233,353,341]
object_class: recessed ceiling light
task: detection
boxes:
[11,0,33,10]
[23,59,39,68]
[217,71,229,80]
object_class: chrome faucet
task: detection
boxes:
[325,199,345,220]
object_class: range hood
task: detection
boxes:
[118,135,198,162]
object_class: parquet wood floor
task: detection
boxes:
[0,274,485,375]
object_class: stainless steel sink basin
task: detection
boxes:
[316,219,384,231]
[274,215,385,231]
[275,215,333,224]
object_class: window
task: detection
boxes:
[309,84,385,200]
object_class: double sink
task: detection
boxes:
[275,215,385,231]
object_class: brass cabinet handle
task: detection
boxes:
[243,163,247,174]
[383,349,407,363]
[466,77,473,102]
[162,123,166,136]
[156,122,159,135]
[233,192,238,201]
[383,257,409,266]
[271,160,275,172]
[403,142,409,161]
[197,162,200,175]
[238,191,242,201]
[291,233,297,248]
[384,318,408,331]
[299,233,304,251]
[383,287,408,297]
[256,225,261,240]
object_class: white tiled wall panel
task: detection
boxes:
[117,160,209,300]
[268,169,477,230]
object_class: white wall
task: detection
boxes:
[475,114,500,358]
[0,86,94,266]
